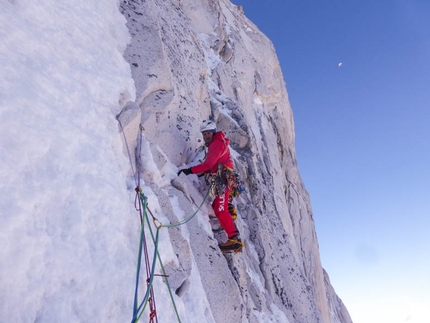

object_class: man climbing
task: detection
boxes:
[177,120,244,253]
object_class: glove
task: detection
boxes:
[177,168,192,176]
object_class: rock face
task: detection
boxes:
[118,1,352,323]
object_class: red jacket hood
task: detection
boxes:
[212,131,230,147]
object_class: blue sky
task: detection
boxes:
[236,1,430,322]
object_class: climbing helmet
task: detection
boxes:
[200,120,217,133]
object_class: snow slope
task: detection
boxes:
[1,1,140,322]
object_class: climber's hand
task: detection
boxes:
[177,168,192,176]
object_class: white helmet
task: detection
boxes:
[200,120,217,133]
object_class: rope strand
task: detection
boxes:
[118,119,138,187]
[119,121,211,323]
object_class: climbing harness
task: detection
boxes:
[206,164,246,198]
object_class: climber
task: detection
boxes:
[177,120,243,253]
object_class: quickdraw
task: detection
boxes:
[224,167,246,198]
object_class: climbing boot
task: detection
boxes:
[219,236,244,253]
[228,203,237,221]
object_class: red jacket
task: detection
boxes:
[191,131,233,175]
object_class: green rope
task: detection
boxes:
[162,186,212,228]
[142,196,182,323]
[123,124,213,322]
[132,195,161,323]
[132,185,213,323]
[136,186,212,322]
[134,228,160,322]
